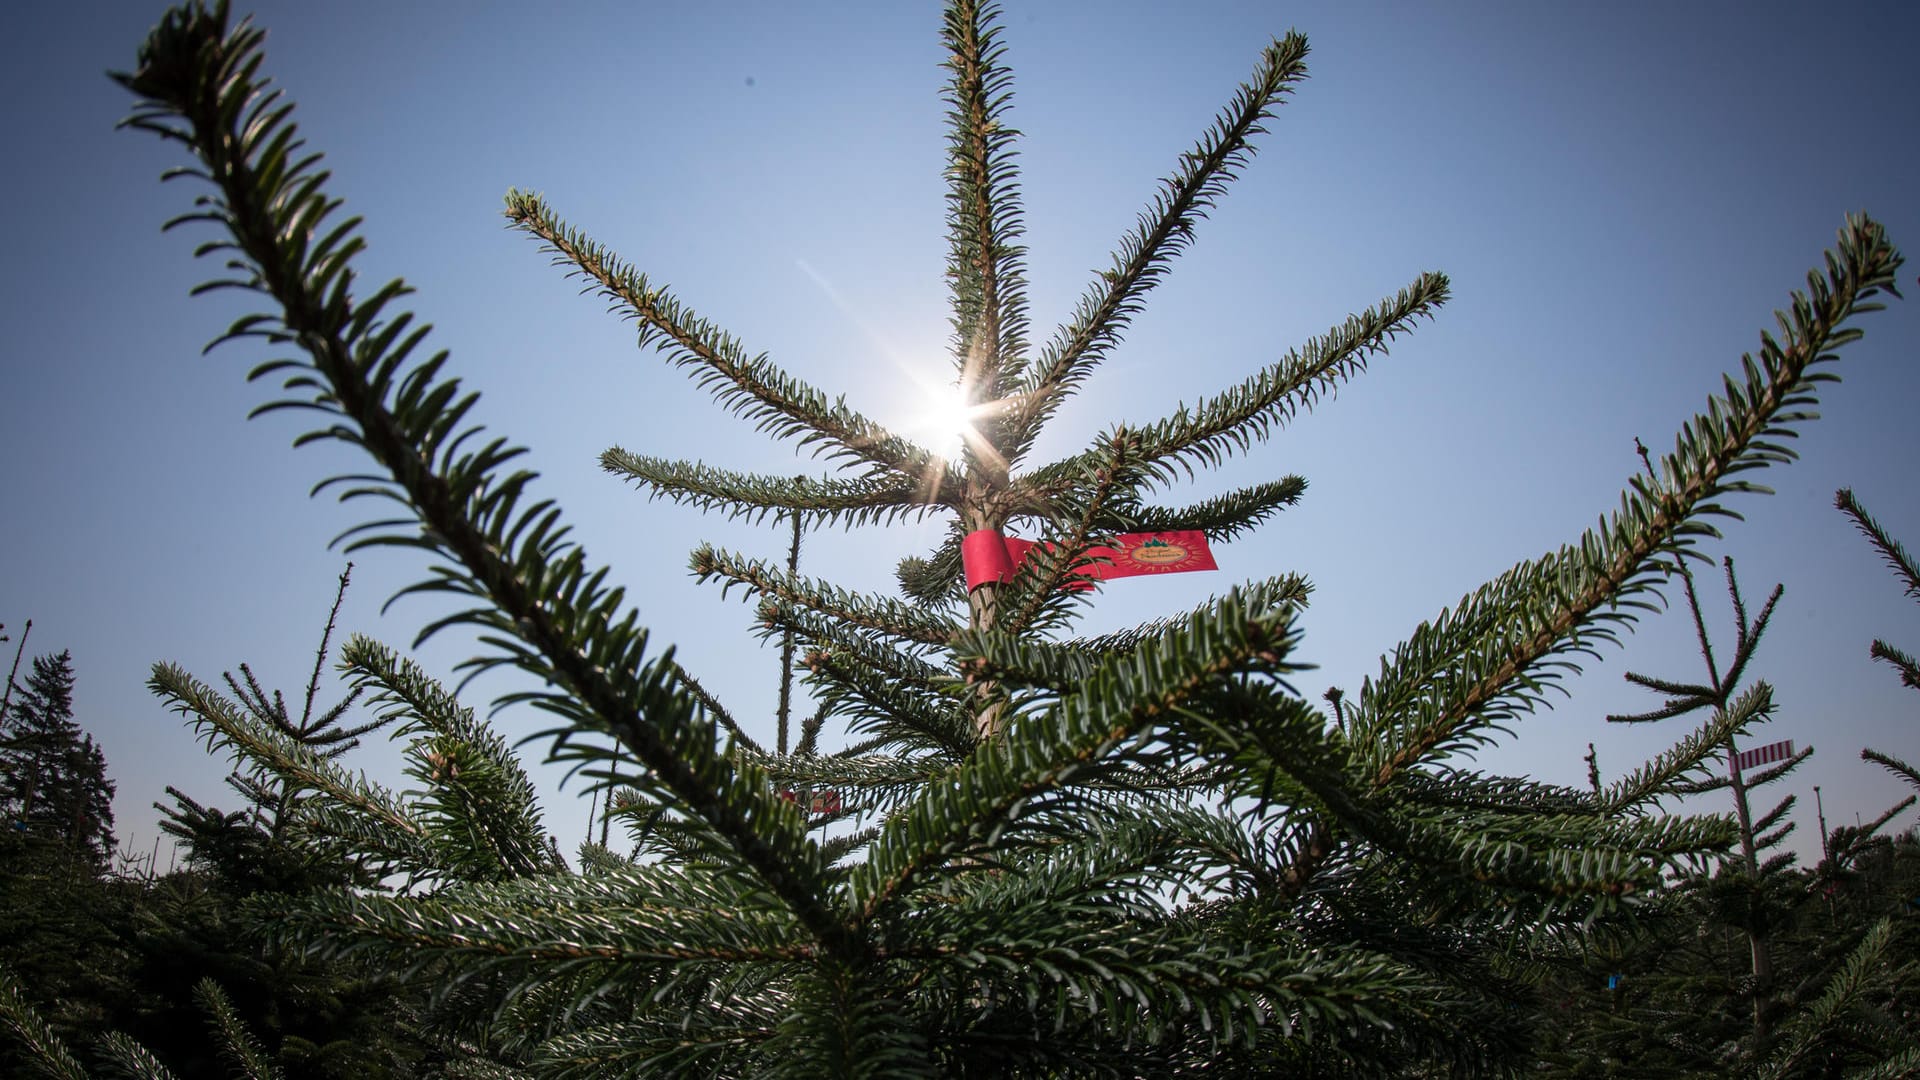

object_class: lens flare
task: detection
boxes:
[921,384,979,460]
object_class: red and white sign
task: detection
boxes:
[961,529,1218,592]
[777,788,843,815]
[1730,739,1794,775]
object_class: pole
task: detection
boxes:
[601,755,618,848]
[1814,785,1830,864]
[777,510,802,756]
[1814,785,1835,926]
[585,785,598,849]
[0,619,31,726]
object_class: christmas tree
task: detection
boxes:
[102,0,1902,1073]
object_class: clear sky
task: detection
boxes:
[4,1,1917,869]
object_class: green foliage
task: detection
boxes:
[0,832,137,1065]
[95,1031,182,1080]
[109,0,1906,1074]
[193,979,284,1080]
[0,965,91,1080]
[1537,832,1920,1077]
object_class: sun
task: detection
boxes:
[907,382,982,461]
[930,386,981,459]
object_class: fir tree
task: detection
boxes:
[0,582,443,1080]
[105,1,1904,1074]
[0,649,133,1078]
[1533,467,1920,1077]
[154,563,384,890]
[1,651,114,869]
[1604,541,1804,1039]
[1565,542,1807,1068]
[131,570,446,1079]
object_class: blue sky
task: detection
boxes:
[4,1,1917,867]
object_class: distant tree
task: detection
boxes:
[0,650,133,1078]
[1533,472,1919,1076]
[1609,543,1806,1037]
[1,651,115,869]
[155,564,380,893]
[126,569,436,1080]
[0,578,436,1080]
[1539,824,1919,1079]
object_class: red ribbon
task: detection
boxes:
[960,529,1217,592]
